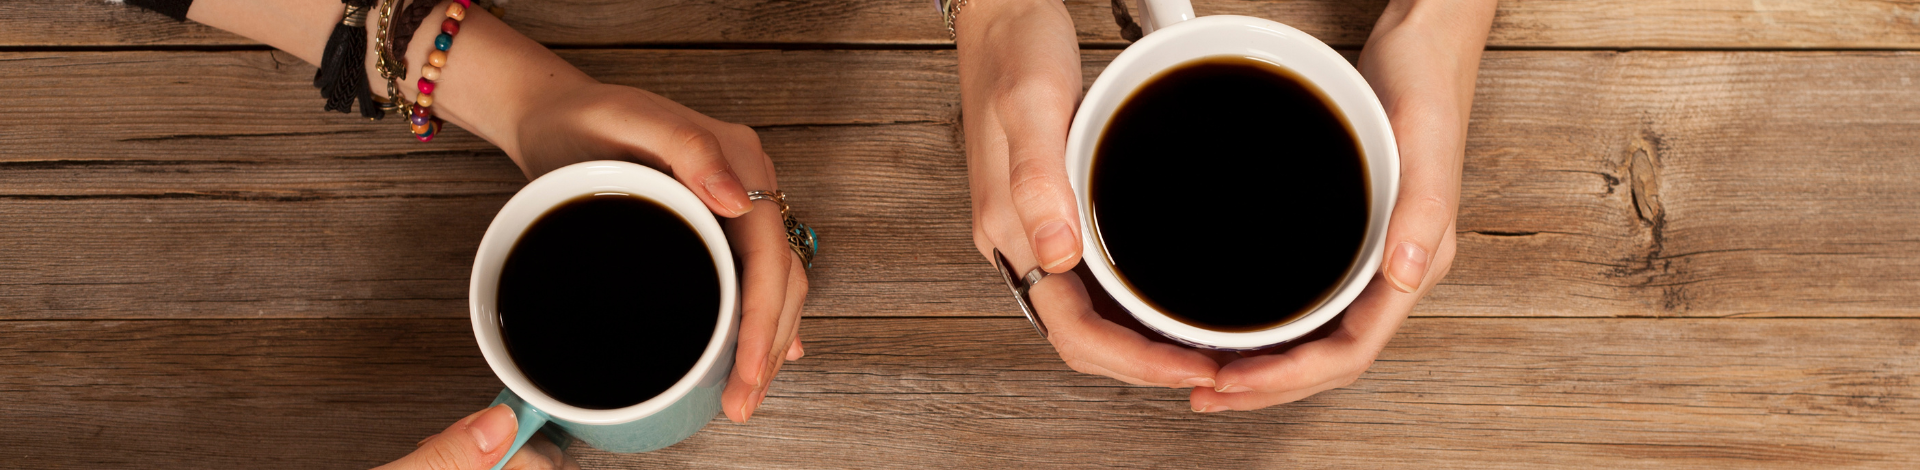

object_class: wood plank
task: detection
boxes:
[0,317,1913,468]
[8,0,1920,49]
[0,125,996,320]
[1437,51,1920,317]
[0,50,953,163]
[0,50,973,320]
[3,50,1917,319]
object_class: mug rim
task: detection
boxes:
[1065,15,1400,350]
[469,160,740,425]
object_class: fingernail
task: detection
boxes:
[1388,241,1430,293]
[787,341,805,361]
[762,354,782,389]
[1215,384,1252,394]
[1031,221,1077,271]
[1191,403,1207,413]
[466,404,517,454]
[1202,405,1229,413]
[742,386,768,422]
[703,172,752,216]
[1181,377,1216,389]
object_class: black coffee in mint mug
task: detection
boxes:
[1090,56,1369,332]
[496,193,719,410]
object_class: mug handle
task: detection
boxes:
[1135,0,1196,34]
[486,388,553,470]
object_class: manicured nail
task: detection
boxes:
[467,404,517,453]
[752,352,775,389]
[1215,384,1252,394]
[1387,241,1430,293]
[742,386,768,422]
[703,172,752,216]
[1181,377,1216,389]
[1031,221,1077,271]
[737,393,756,422]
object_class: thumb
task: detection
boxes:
[997,79,1084,274]
[1380,99,1466,293]
[375,405,520,470]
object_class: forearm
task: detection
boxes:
[181,0,597,171]
[378,2,596,162]
[1364,0,1498,122]
[185,0,344,64]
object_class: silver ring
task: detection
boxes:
[992,248,1050,339]
[745,190,817,269]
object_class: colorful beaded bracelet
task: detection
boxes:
[407,0,471,142]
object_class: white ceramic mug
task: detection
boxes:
[469,161,740,470]
[1065,0,1400,351]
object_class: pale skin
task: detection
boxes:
[958,0,1495,411]
[181,1,806,468]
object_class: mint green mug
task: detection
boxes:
[468,161,740,470]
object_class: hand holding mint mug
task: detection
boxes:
[511,86,809,423]
[373,10,808,423]
[457,161,808,470]
[959,0,1496,411]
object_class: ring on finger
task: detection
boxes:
[745,190,818,269]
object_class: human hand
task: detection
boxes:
[957,0,1221,389]
[513,83,809,422]
[1185,0,1495,411]
[373,405,578,470]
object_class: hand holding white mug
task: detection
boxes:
[960,0,1497,410]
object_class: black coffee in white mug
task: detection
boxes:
[1065,0,1400,351]
[1090,56,1368,333]
[496,193,719,410]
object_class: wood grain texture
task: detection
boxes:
[0,317,1912,468]
[0,124,994,320]
[0,50,954,163]
[4,50,1919,319]
[1440,51,1920,317]
[9,0,1920,49]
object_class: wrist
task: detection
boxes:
[1370,0,1497,54]
[370,0,598,160]
[957,0,1069,40]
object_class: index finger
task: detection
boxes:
[580,90,755,218]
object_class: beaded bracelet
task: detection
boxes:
[406,1,471,142]
[374,0,485,142]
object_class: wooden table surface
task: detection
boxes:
[4,0,1918,468]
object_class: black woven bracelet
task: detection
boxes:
[314,0,383,120]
